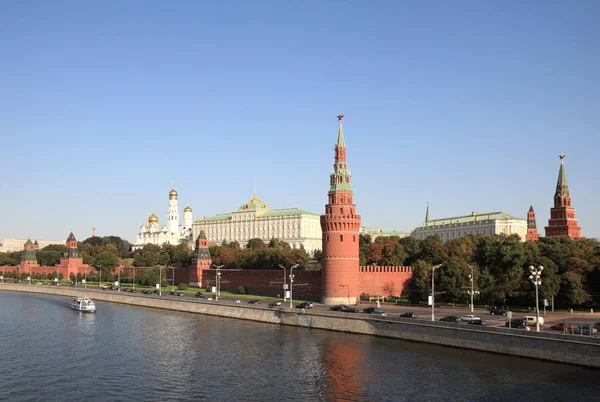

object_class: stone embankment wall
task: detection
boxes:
[2,284,598,368]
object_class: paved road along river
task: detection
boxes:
[0,292,598,401]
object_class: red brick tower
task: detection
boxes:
[20,238,39,270]
[545,155,581,238]
[320,114,362,305]
[526,206,540,242]
[189,230,212,288]
[60,232,84,279]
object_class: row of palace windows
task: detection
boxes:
[325,234,357,242]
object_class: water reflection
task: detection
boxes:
[0,291,598,402]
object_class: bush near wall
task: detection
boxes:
[178,283,189,290]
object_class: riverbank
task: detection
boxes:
[2,283,599,368]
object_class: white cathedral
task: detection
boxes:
[133,187,194,250]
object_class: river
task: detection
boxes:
[0,292,597,401]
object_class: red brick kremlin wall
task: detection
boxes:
[2,265,94,278]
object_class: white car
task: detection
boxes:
[460,315,481,322]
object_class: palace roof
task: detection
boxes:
[415,211,525,229]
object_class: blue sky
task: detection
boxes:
[1,0,598,243]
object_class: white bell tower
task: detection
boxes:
[168,184,179,235]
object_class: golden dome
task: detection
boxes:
[184,205,192,213]
[169,188,178,200]
[148,212,159,223]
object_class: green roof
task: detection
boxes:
[238,194,270,211]
[24,238,33,246]
[196,208,319,223]
[260,208,319,217]
[336,120,346,148]
[415,212,525,229]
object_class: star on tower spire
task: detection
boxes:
[336,114,346,148]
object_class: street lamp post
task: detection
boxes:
[278,265,287,301]
[529,265,544,332]
[468,264,474,312]
[97,265,102,288]
[117,267,121,291]
[374,263,380,308]
[159,266,164,296]
[132,267,136,291]
[213,265,223,301]
[289,264,299,308]
[45,266,48,284]
[431,264,442,322]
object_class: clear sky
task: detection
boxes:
[1,0,599,243]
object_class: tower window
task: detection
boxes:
[340,235,343,242]
[326,235,329,242]
[340,208,343,214]
[353,235,356,242]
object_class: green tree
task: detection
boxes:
[561,271,590,306]
[399,237,420,266]
[416,235,447,265]
[436,257,470,303]
[406,260,432,304]
[133,244,169,267]
[246,238,266,250]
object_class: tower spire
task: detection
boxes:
[545,154,581,238]
[555,154,569,198]
[336,114,346,148]
[425,202,430,223]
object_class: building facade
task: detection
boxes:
[192,194,322,255]
[360,227,409,242]
[133,186,194,250]
[320,114,362,305]
[0,238,64,253]
[411,206,528,242]
[545,155,581,239]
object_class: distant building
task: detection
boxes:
[0,238,64,253]
[526,206,541,242]
[411,204,527,242]
[545,155,582,239]
[360,227,409,241]
[192,194,322,255]
[133,186,194,250]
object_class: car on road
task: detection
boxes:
[371,310,388,317]
[122,288,130,292]
[505,318,527,328]
[268,301,282,308]
[440,316,461,323]
[460,315,480,322]
[329,305,347,311]
[248,300,261,305]
[141,290,152,295]
[468,319,486,326]
[523,316,544,327]
[399,312,418,319]
[363,307,386,316]
[296,302,313,309]
[195,292,204,298]
[170,291,184,297]
[571,326,598,336]
[129,289,137,293]
[550,323,575,331]
[70,283,77,288]
[489,307,507,315]
[341,306,360,313]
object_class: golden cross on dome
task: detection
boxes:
[559,154,566,163]
[337,114,344,121]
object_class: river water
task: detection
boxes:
[0,292,598,402]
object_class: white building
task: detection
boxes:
[411,206,527,243]
[133,187,194,250]
[0,238,64,253]
[360,227,410,242]
[192,194,322,255]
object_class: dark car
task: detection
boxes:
[248,300,261,305]
[490,307,507,315]
[195,292,204,298]
[341,306,360,313]
[363,307,385,315]
[268,301,282,308]
[329,305,347,311]
[129,289,137,293]
[296,302,313,309]
[170,291,184,297]
[440,316,461,323]
[122,288,130,292]
[70,283,77,288]
[399,312,418,319]
[141,290,152,295]
[110,285,118,290]
[468,319,486,326]
[505,319,527,328]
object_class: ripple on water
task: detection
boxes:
[0,292,598,402]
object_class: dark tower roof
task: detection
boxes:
[554,154,570,198]
[197,230,207,240]
[193,231,211,261]
[66,232,77,242]
[528,205,534,213]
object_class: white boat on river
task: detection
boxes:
[71,297,96,313]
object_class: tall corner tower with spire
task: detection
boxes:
[545,155,581,238]
[526,205,540,242]
[320,114,362,305]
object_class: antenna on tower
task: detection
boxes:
[172,180,175,189]
[253,176,257,196]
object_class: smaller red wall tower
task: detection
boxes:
[526,205,540,242]
[189,231,212,287]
